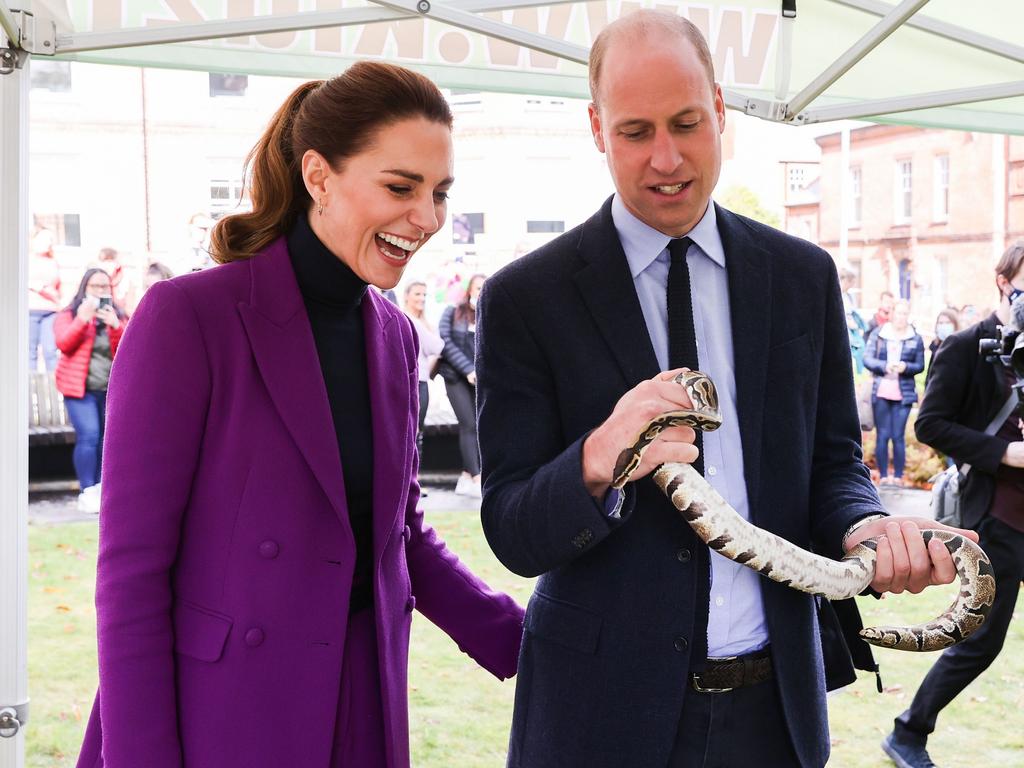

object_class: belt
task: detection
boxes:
[690,648,773,694]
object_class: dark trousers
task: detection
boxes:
[669,680,800,767]
[896,515,1024,740]
[873,398,912,477]
[64,389,107,490]
[444,377,480,476]
[416,381,429,460]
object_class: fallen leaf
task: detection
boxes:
[56,604,71,612]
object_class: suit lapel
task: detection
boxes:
[364,289,410,563]
[717,205,773,520]
[573,198,661,385]
[238,238,350,528]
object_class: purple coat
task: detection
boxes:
[76,237,524,768]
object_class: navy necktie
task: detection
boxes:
[667,236,703,476]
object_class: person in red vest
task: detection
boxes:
[54,268,126,513]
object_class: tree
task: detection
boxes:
[718,185,781,229]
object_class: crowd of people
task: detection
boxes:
[17,12,1019,768]
[27,227,175,512]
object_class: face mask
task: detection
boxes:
[935,323,954,341]
[469,297,477,310]
[1008,286,1024,305]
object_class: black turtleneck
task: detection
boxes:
[287,213,375,614]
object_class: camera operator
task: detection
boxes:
[883,242,1024,768]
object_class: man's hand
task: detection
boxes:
[581,369,699,497]
[844,517,980,594]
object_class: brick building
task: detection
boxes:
[784,126,1024,332]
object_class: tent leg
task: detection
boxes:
[0,44,30,768]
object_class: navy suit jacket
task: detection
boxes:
[476,199,883,768]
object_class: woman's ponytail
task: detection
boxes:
[210,80,322,263]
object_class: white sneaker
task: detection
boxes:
[454,475,473,495]
[467,479,482,499]
[77,489,100,514]
[84,483,101,498]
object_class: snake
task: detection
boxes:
[611,370,996,652]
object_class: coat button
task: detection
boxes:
[405,596,417,613]
[258,540,279,559]
[244,628,265,647]
[676,548,691,563]
[403,525,412,543]
[673,636,688,653]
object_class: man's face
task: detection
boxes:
[588,32,725,237]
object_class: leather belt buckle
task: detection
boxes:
[690,676,733,694]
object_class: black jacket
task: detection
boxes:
[476,199,883,768]
[915,313,1015,529]
[438,304,475,383]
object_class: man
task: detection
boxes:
[475,11,973,768]
[883,243,1024,768]
[866,290,895,336]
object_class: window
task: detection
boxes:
[933,155,950,221]
[33,213,81,246]
[895,160,913,222]
[30,60,72,92]
[208,178,247,216]
[787,165,807,194]
[452,212,484,244]
[526,220,565,234]
[209,73,248,97]
[848,166,862,227]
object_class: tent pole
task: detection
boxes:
[795,80,1024,124]
[0,32,30,768]
[786,0,931,118]
[829,0,1024,65]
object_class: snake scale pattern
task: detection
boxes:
[612,371,996,652]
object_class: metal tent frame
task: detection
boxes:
[2,0,1024,764]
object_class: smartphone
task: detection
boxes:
[97,297,112,311]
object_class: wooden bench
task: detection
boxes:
[28,372,76,447]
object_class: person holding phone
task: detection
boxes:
[55,267,127,513]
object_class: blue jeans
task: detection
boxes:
[29,310,57,371]
[64,390,107,490]
[873,398,912,478]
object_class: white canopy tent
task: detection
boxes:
[2,0,1023,763]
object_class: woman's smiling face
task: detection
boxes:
[304,117,454,290]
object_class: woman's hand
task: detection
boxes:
[77,297,98,322]
[96,306,120,329]
[467,371,477,386]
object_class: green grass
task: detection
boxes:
[27,514,1024,767]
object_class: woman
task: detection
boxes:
[402,280,443,462]
[864,299,925,486]
[928,307,960,366]
[438,274,485,498]
[76,62,524,768]
[54,268,125,513]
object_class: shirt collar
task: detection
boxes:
[611,194,725,278]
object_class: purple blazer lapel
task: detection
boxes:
[363,289,411,561]
[237,237,351,529]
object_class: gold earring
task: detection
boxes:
[317,199,324,216]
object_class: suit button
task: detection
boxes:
[405,596,417,613]
[244,628,265,647]
[676,548,691,563]
[571,528,594,549]
[403,525,412,543]
[673,636,688,653]
[258,540,279,559]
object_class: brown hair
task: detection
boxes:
[995,241,1024,299]
[454,273,486,325]
[211,62,453,263]
[589,10,715,108]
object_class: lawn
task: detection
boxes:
[27,513,1024,767]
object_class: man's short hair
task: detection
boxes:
[589,10,715,107]
[995,241,1024,285]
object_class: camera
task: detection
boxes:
[980,299,1024,414]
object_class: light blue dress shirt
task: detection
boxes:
[610,194,769,657]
